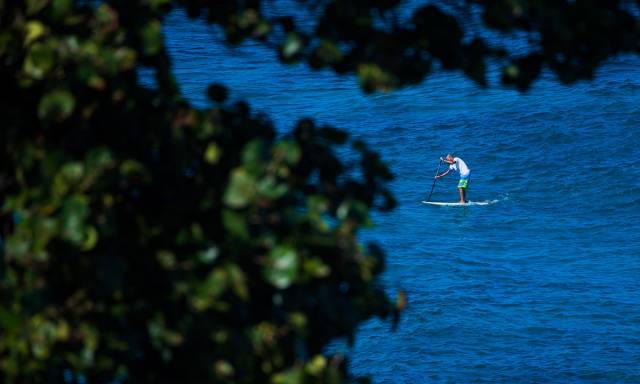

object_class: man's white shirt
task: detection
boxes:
[449,157,470,177]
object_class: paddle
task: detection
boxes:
[426,159,443,202]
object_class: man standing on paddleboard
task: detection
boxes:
[435,154,470,203]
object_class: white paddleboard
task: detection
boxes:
[422,200,496,206]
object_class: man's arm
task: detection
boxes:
[440,156,454,165]
[435,169,450,179]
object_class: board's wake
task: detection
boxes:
[422,200,498,206]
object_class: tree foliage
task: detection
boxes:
[0,1,638,383]
[177,0,640,91]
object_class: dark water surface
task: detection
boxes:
[160,7,640,383]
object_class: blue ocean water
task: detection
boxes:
[160,8,640,383]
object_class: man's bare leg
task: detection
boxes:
[458,188,466,203]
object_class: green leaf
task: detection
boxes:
[198,246,219,264]
[38,90,75,121]
[119,159,150,180]
[0,307,21,333]
[357,63,397,93]
[303,258,330,278]
[191,268,228,311]
[256,176,288,200]
[273,140,301,165]
[271,366,303,384]
[237,8,259,29]
[24,42,56,79]
[241,139,268,175]
[221,209,249,240]
[156,250,176,270]
[307,196,330,231]
[32,217,59,261]
[305,355,327,376]
[281,33,303,61]
[287,312,306,331]
[311,40,342,68]
[24,21,47,45]
[52,161,84,197]
[51,0,73,21]
[86,147,114,169]
[114,47,137,71]
[227,263,249,300]
[224,168,256,208]
[337,200,371,226]
[504,64,519,79]
[214,360,235,378]
[204,142,221,165]
[5,233,31,259]
[94,4,118,35]
[307,195,328,215]
[80,225,98,251]
[264,246,298,289]
[61,161,84,182]
[253,21,271,38]
[60,194,89,245]
[26,0,49,15]
[141,20,163,56]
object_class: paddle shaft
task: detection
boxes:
[426,159,443,202]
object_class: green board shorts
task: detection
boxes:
[458,175,470,189]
